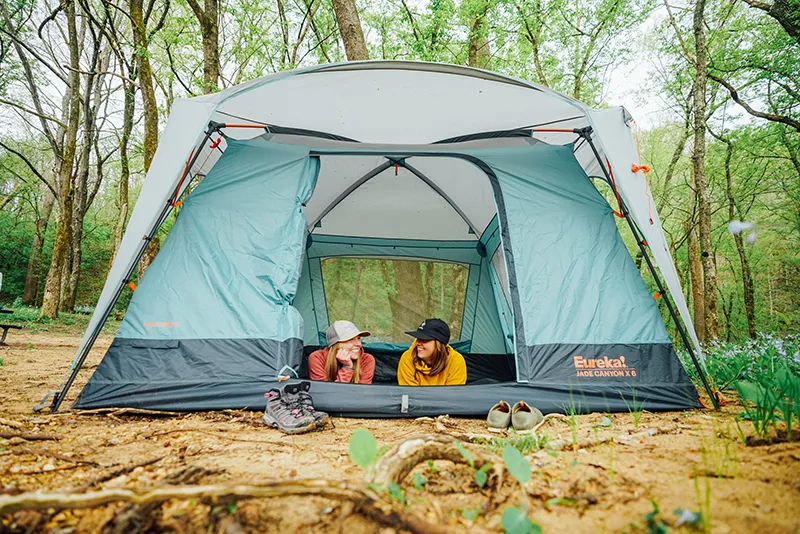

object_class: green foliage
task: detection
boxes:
[348,428,379,471]
[502,445,531,485]
[474,462,492,488]
[501,505,542,534]
[411,472,428,490]
[386,482,407,505]
[461,507,480,521]
[478,431,549,456]
[453,440,474,468]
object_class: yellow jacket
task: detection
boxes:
[397,340,467,386]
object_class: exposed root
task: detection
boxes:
[537,425,678,454]
[71,408,182,417]
[0,479,449,534]
[76,455,166,491]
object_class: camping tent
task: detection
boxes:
[40,61,712,416]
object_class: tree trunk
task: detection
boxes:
[40,1,81,320]
[686,199,705,341]
[110,82,136,266]
[202,0,220,93]
[448,265,467,340]
[22,191,55,305]
[130,0,161,275]
[692,0,718,339]
[722,141,756,338]
[467,0,491,69]
[130,0,159,171]
[331,0,369,60]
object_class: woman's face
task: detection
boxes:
[339,336,362,358]
[416,338,436,362]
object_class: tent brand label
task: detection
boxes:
[143,321,181,327]
[572,355,636,377]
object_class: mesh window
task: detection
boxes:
[321,258,469,343]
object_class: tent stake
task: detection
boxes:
[44,124,220,413]
[578,128,720,410]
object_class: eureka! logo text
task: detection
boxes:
[572,355,636,377]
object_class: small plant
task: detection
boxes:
[502,505,542,534]
[478,432,549,455]
[641,499,670,534]
[621,387,645,428]
[349,428,379,472]
[699,425,738,478]
[693,471,712,533]
[454,440,494,488]
[411,472,427,490]
[461,507,481,521]
[500,445,542,533]
[386,482,407,505]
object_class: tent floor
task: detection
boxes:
[73,379,701,416]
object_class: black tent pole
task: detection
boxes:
[576,127,720,410]
[43,123,221,412]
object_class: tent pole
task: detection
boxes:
[578,127,720,410]
[44,124,219,412]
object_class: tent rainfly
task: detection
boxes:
[38,61,716,417]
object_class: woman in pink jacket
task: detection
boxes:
[308,320,375,384]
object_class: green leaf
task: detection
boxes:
[501,506,542,534]
[736,381,765,405]
[547,451,559,458]
[412,472,428,490]
[454,441,474,468]
[599,416,612,427]
[349,428,378,470]
[474,461,493,488]
[387,482,407,505]
[462,508,480,521]
[569,459,579,467]
[503,445,531,485]
[427,459,440,473]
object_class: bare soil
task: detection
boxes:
[1,332,799,533]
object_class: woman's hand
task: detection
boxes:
[336,347,354,365]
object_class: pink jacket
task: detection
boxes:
[308,348,375,384]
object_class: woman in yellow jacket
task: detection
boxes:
[397,318,467,386]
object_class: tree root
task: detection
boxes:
[76,455,166,491]
[537,425,678,454]
[0,432,58,441]
[0,479,451,534]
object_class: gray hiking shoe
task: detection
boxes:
[297,381,329,425]
[263,384,315,434]
[487,400,512,432]
[511,401,544,434]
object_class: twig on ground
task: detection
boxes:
[0,418,26,430]
[2,464,83,476]
[535,425,678,454]
[76,455,166,490]
[0,479,451,534]
[71,408,182,417]
[11,448,101,467]
[0,432,58,441]
[138,428,292,446]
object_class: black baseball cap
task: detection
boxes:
[405,318,450,345]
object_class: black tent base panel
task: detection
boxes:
[73,380,701,417]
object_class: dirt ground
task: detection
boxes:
[1,332,799,534]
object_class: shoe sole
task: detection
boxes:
[263,413,316,434]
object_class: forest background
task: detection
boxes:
[0,0,797,344]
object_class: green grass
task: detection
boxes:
[1,304,121,337]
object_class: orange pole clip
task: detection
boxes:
[653,291,661,300]
[642,240,648,246]
[395,162,399,175]
[127,282,137,291]
[631,164,650,173]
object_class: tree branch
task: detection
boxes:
[707,71,800,131]
[0,141,58,197]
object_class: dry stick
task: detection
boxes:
[0,480,450,534]
[0,432,58,441]
[2,464,84,476]
[76,455,166,490]
[139,428,291,446]
[11,448,101,467]
[71,408,182,417]
[0,418,26,430]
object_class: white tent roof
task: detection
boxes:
[62,61,702,403]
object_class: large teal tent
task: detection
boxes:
[39,61,712,416]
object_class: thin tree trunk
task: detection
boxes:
[23,191,55,305]
[692,0,718,339]
[331,0,369,60]
[686,189,705,341]
[185,0,220,92]
[722,140,756,338]
[41,1,81,320]
[349,262,365,322]
[110,82,136,266]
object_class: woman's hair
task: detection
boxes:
[324,341,362,383]
[414,340,449,377]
